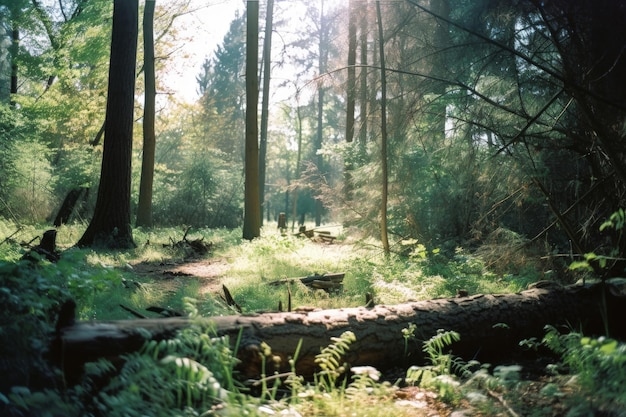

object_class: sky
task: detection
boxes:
[161,0,347,105]
[162,0,242,102]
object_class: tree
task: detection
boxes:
[136,0,156,228]
[345,0,357,144]
[77,0,138,248]
[242,0,260,240]
[313,0,330,227]
[197,12,246,161]
[258,0,274,225]
[376,0,390,255]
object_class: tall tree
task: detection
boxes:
[358,2,369,150]
[243,0,260,240]
[197,12,246,161]
[314,0,329,227]
[376,0,389,255]
[345,0,357,143]
[77,0,138,248]
[258,0,274,225]
[136,0,156,227]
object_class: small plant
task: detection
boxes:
[314,331,356,392]
[405,330,462,403]
[422,329,461,374]
[345,365,383,399]
[543,326,626,413]
[402,322,417,356]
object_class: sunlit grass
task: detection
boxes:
[294,391,434,417]
[0,220,541,320]
[218,228,383,311]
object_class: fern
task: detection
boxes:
[405,329,462,403]
[423,329,460,374]
[543,326,626,411]
[314,331,357,391]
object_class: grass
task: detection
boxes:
[0,221,537,320]
[7,220,609,416]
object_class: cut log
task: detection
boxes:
[54,283,625,380]
[269,272,344,292]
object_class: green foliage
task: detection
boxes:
[569,209,626,283]
[0,104,57,223]
[405,330,463,403]
[3,221,626,416]
[94,319,238,417]
[157,155,241,228]
[0,259,74,416]
[314,331,356,392]
[0,260,70,361]
[543,326,626,413]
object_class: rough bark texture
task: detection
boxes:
[258,0,274,225]
[136,0,156,228]
[242,0,260,240]
[56,284,625,380]
[376,0,390,255]
[345,0,357,143]
[77,0,138,248]
[53,187,88,226]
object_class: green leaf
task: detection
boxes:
[599,339,617,354]
[569,261,592,271]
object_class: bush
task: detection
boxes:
[0,259,72,397]
[543,326,626,414]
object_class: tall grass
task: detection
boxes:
[0,220,539,319]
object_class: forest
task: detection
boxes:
[1,0,626,416]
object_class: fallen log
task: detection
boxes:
[269,272,345,293]
[55,283,626,380]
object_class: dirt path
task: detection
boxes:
[130,257,231,295]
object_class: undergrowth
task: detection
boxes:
[1,220,623,416]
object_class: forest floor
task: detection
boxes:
[125,241,590,417]
[130,256,230,295]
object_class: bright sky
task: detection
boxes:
[162,0,347,104]
[162,0,242,102]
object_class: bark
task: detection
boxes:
[53,187,88,226]
[243,0,260,240]
[55,284,625,380]
[10,26,18,98]
[375,1,390,255]
[314,1,328,227]
[77,0,138,248]
[136,0,156,228]
[23,229,59,262]
[258,0,274,225]
[345,0,357,143]
[358,3,368,150]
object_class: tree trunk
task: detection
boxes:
[375,1,390,255]
[314,1,328,227]
[55,284,625,380]
[10,26,18,95]
[358,2,368,151]
[77,0,138,248]
[290,94,303,232]
[345,0,357,143]
[258,0,274,226]
[136,0,156,228]
[53,187,88,226]
[243,0,261,240]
